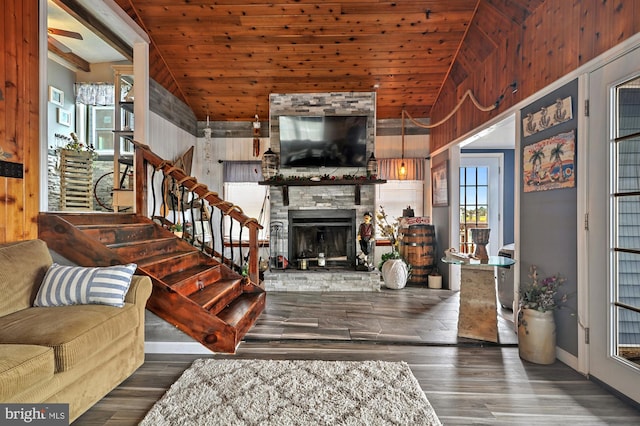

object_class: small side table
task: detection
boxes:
[442,256,516,343]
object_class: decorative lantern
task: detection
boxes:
[366,152,378,177]
[261,147,279,180]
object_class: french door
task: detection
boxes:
[460,154,503,256]
[587,46,640,403]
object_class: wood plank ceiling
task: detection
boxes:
[109,0,544,122]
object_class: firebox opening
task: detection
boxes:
[289,209,356,268]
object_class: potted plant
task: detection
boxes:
[517,265,567,364]
[375,207,410,289]
[170,222,183,238]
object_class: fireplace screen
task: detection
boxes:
[289,209,356,267]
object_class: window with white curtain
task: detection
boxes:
[222,161,269,240]
[375,157,425,240]
[375,180,424,239]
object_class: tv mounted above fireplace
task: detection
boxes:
[278,115,368,168]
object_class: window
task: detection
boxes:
[222,162,269,241]
[375,180,424,240]
[613,77,640,365]
[90,105,115,151]
[459,166,489,253]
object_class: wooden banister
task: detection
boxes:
[133,141,263,285]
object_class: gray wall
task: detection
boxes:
[431,151,451,288]
[149,79,197,136]
[47,60,76,144]
[519,79,579,356]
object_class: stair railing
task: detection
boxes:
[132,141,262,285]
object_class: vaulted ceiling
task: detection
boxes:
[52,0,546,122]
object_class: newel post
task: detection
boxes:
[248,224,260,286]
[134,144,147,214]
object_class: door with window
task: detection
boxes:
[459,154,502,256]
[588,46,640,404]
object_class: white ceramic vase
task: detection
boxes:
[517,308,557,364]
[381,259,408,290]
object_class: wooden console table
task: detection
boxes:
[442,256,516,343]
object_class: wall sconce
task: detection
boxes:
[399,110,407,179]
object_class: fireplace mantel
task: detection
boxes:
[259,179,386,206]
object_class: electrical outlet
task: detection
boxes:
[0,160,24,179]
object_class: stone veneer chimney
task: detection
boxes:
[263,92,381,291]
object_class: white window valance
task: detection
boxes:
[75,83,115,106]
[378,158,426,180]
[223,161,263,182]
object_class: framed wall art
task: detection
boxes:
[431,160,449,207]
[57,108,71,126]
[523,130,575,192]
[49,86,64,107]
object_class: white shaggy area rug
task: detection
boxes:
[140,359,442,425]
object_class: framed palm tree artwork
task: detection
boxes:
[523,130,575,192]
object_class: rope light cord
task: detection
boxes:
[404,82,517,129]
[404,89,497,129]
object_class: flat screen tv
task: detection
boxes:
[278,115,368,168]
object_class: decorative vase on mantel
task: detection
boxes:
[517,308,557,364]
[381,258,409,290]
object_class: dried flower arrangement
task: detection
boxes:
[520,265,567,312]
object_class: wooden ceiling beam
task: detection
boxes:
[53,0,133,61]
[47,40,91,72]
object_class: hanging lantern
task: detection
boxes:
[366,152,378,177]
[398,161,407,179]
[261,147,279,180]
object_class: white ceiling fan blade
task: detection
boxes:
[48,28,83,40]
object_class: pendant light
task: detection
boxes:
[399,109,407,179]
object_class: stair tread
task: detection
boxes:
[75,222,151,229]
[135,250,198,267]
[218,292,266,328]
[106,236,176,249]
[189,279,240,308]
[163,264,221,286]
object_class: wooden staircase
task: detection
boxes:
[38,212,266,354]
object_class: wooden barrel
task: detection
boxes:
[398,224,436,285]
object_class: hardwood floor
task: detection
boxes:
[75,287,640,425]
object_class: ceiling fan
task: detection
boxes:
[47,27,83,54]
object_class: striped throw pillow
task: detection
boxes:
[34,263,137,308]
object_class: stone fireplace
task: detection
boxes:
[263,91,381,291]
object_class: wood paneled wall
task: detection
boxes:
[0,0,40,243]
[430,0,640,151]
